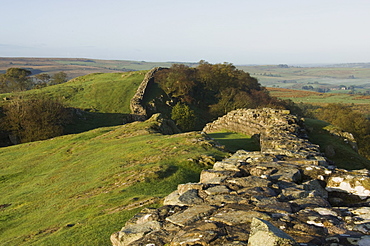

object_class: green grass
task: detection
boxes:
[0,71,147,133]
[304,118,370,170]
[207,131,260,153]
[0,119,227,245]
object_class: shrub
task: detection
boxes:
[171,102,196,131]
[1,95,71,143]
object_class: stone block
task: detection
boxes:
[247,218,298,246]
[165,205,216,227]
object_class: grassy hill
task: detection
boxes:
[0,118,228,245]
[1,71,146,134]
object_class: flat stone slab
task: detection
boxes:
[210,209,270,225]
[248,218,298,246]
[165,205,216,227]
[205,185,231,195]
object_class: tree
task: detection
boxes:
[0,68,32,92]
[35,73,51,88]
[171,102,196,131]
[315,104,370,160]
[1,95,71,143]
[50,72,68,85]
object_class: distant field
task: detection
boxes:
[2,58,370,91]
[237,64,370,93]
[0,57,193,79]
[268,87,370,115]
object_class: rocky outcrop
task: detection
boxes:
[111,108,370,246]
[129,67,165,121]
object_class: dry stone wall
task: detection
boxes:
[130,67,165,121]
[111,108,370,246]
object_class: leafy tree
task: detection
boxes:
[315,104,370,160]
[154,61,284,124]
[1,95,71,143]
[50,72,68,85]
[0,68,32,92]
[171,102,196,131]
[35,73,51,88]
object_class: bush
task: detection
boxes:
[1,95,71,143]
[171,102,196,131]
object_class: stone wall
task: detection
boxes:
[111,108,370,246]
[129,67,165,121]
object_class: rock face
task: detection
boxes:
[111,108,370,246]
[129,67,165,121]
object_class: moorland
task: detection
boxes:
[0,58,369,245]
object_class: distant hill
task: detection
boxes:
[0,57,196,80]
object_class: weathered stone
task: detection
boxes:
[165,205,216,227]
[210,209,270,225]
[110,221,161,246]
[236,186,277,197]
[205,194,243,205]
[170,222,220,246]
[204,185,231,195]
[326,172,370,199]
[279,187,309,201]
[292,196,331,209]
[303,179,328,198]
[200,169,236,184]
[213,160,242,171]
[227,176,271,188]
[178,183,204,195]
[255,200,293,213]
[163,190,183,206]
[178,189,204,205]
[270,167,302,183]
[353,223,370,234]
[247,218,298,246]
[325,234,370,246]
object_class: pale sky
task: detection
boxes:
[1,0,369,65]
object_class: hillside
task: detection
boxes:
[0,117,228,245]
[1,71,146,134]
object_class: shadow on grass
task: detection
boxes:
[305,118,370,170]
[208,132,260,153]
[64,110,130,135]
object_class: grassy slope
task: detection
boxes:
[0,120,227,245]
[305,118,370,170]
[1,71,146,133]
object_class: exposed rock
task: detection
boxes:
[247,218,298,246]
[110,221,161,246]
[165,205,216,227]
[326,170,370,199]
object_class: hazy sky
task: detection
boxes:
[1,0,369,65]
